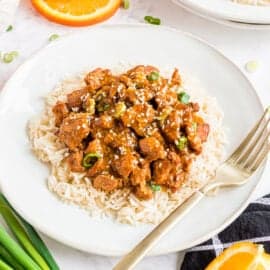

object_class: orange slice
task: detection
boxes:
[205,242,270,270]
[31,0,121,26]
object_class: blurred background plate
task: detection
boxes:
[173,0,270,24]
[173,0,270,30]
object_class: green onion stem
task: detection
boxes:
[83,153,101,168]
[0,225,40,270]
[0,195,59,270]
[0,197,49,270]
[0,257,13,270]
[0,245,24,270]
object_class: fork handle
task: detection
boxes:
[113,191,204,270]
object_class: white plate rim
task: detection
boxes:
[172,0,270,30]
[0,23,265,256]
[174,0,270,24]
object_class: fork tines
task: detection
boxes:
[228,108,270,172]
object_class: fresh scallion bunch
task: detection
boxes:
[0,194,59,270]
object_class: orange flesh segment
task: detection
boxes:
[219,252,254,270]
[43,0,110,15]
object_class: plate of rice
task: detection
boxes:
[0,24,265,256]
[173,0,270,24]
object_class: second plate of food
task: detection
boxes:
[0,24,264,256]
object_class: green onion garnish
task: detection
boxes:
[49,34,60,42]
[176,136,188,151]
[178,92,190,104]
[192,122,197,132]
[83,153,101,168]
[97,103,110,112]
[114,102,126,118]
[2,51,19,64]
[122,0,130,9]
[6,25,13,32]
[144,16,161,25]
[150,183,161,192]
[147,71,160,82]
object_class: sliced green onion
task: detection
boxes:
[0,258,13,270]
[192,122,197,132]
[144,16,161,25]
[147,71,159,82]
[245,60,259,73]
[0,195,59,270]
[0,245,24,270]
[150,183,161,192]
[6,25,13,32]
[176,136,188,151]
[0,196,49,270]
[114,102,126,118]
[0,225,41,270]
[97,103,110,112]
[83,153,101,168]
[122,0,130,9]
[157,107,172,122]
[178,92,190,104]
[49,34,59,42]
[2,51,18,64]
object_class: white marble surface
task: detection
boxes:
[0,0,269,269]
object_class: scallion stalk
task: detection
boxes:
[0,197,49,270]
[0,226,40,270]
[0,245,24,270]
[0,195,59,270]
[0,257,13,270]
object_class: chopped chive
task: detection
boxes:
[49,34,59,42]
[176,136,188,151]
[150,183,161,192]
[178,92,190,104]
[83,153,101,168]
[144,16,161,25]
[147,71,159,82]
[6,25,13,32]
[122,0,130,9]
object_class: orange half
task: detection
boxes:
[31,0,121,26]
[206,242,270,270]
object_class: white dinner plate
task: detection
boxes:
[173,0,270,30]
[0,24,265,256]
[174,0,270,24]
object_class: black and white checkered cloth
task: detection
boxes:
[181,194,270,270]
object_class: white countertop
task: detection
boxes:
[0,0,269,269]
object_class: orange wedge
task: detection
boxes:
[206,242,270,270]
[31,0,121,26]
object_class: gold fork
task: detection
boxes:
[114,108,270,270]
